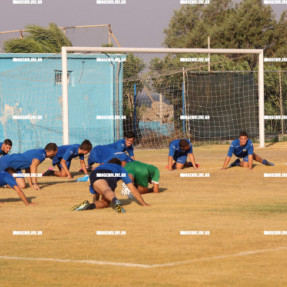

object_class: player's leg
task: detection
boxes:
[239,154,249,168]
[229,156,241,167]
[93,179,124,212]
[54,161,71,177]
[15,169,27,189]
[15,177,26,189]
[253,153,274,166]
[54,167,68,177]
[174,154,187,169]
[42,162,59,176]
[137,185,150,194]
[92,179,115,201]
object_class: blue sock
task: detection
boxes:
[262,159,267,165]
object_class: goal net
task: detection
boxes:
[62,47,265,148]
[0,47,264,153]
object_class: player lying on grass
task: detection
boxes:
[222,131,274,170]
[42,140,92,179]
[121,161,160,199]
[0,168,37,206]
[72,158,149,213]
[167,139,198,171]
[0,143,58,190]
[0,139,12,156]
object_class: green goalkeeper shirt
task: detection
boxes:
[125,161,160,188]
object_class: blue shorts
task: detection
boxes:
[173,154,188,164]
[53,158,71,170]
[236,152,251,162]
[89,169,118,194]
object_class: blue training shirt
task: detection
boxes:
[103,151,134,164]
[88,145,134,165]
[105,138,134,157]
[227,139,254,157]
[1,149,47,171]
[0,171,18,188]
[53,144,84,165]
[169,139,193,157]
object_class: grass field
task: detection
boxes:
[1,142,287,287]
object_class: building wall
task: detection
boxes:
[0,53,125,152]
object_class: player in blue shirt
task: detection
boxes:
[222,131,274,170]
[0,168,37,205]
[0,143,58,190]
[105,131,136,159]
[88,145,134,168]
[72,158,149,213]
[43,140,92,179]
[0,139,12,156]
[167,139,198,170]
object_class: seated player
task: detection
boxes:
[105,131,136,160]
[72,158,149,213]
[0,143,58,190]
[0,139,13,156]
[222,131,274,170]
[43,140,92,179]
[0,168,37,206]
[167,139,198,170]
[122,161,160,198]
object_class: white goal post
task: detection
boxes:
[61,47,265,147]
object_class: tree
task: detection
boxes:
[4,23,72,53]
[164,0,283,69]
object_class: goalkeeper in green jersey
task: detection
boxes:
[121,161,160,197]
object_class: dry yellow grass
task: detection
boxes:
[1,142,287,286]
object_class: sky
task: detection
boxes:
[0,0,286,52]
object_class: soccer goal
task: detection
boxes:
[62,47,265,148]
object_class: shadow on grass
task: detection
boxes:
[0,196,36,203]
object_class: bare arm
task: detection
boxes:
[25,167,32,188]
[126,183,150,206]
[168,156,173,171]
[152,183,159,193]
[80,159,88,175]
[13,185,37,205]
[222,156,232,170]
[248,154,253,170]
[30,159,41,189]
[188,153,198,170]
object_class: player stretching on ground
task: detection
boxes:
[105,131,136,160]
[0,143,58,190]
[122,161,160,199]
[43,140,92,179]
[0,168,37,206]
[72,158,149,213]
[222,131,274,170]
[0,139,13,156]
[77,148,134,182]
[167,139,198,170]
[88,145,134,169]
